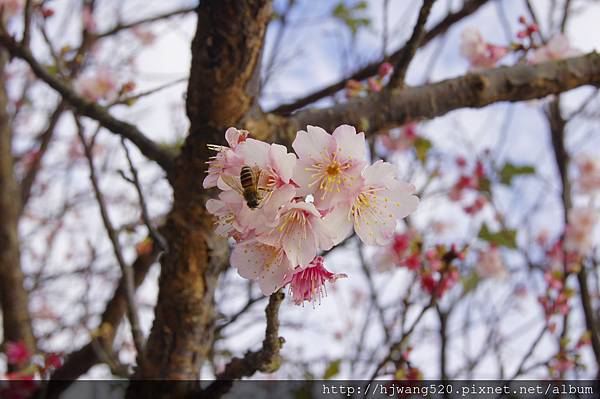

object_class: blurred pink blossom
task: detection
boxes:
[564,207,598,255]
[73,70,118,102]
[575,154,600,194]
[460,28,508,69]
[530,34,581,64]
[0,0,23,20]
[476,246,507,279]
[5,341,30,366]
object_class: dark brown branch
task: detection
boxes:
[547,97,600,375]
[76,119,145,368]
[120,139,168,252]
[270,0,490,115]
[389,0,436,87]
[19,101,67,212]
[200,292,285,399]
[260,53,600,146]
[95,6,197,39]
[0,49,36,353]
[0,32,174,171]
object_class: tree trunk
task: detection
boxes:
[129,2,271,396]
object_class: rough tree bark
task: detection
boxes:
[128,1,272,395]
[0,50,36,353]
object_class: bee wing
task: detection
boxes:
[220,174,245,196]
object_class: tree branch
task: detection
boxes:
[389,0,437,87]
[0,49,36,353]
[270,0,490,115]
[119,139,168,252]
[19,101,67,213]
[0,32,174,171]
[95,5,197,39]
[258,53,600,146]
[200,291,285,399]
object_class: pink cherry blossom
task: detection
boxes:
[286,256,346,305]
[230,241,294,295]
[259,200,335,267]
[0,0,22,20]
[73,70,118,102]
[324,160,419,245]
[530,34,581,64]
[207,184,295,240]
[203,127,248,189]
[292,125,367,210]
[564,207,598,255]
[575,154,600,194]
[460,28,508,69]
[476,246,507,279]
[238,139,297,195]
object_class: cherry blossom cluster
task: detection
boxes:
[460,16,581,69]
[374,231,465,299]
[538,270,574,323]
[345,62,394,98]
[205,125,419,303]
[450,157,488,215]
[1,341,62,387]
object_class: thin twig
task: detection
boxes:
[389,0,437,87]
[75,118,145,369]
[119,139,168,252]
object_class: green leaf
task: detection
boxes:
[45,64,58,76]
[499,162,535,185]
[332,1,371,35]
[323,359,341,379]
[478,224,517,249]
[413,137,432,163]
[461,271,480,294]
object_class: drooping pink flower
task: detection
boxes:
[73,70,118,102]
[476,246,507,279]
[460,28,508,69]
[5,341,30,366]
[259,201,335,267]
[203,127,248,189]
[0,0,23,21]
[230,241,294,295]
[564,207,598,255]
[286,256,346,305]
[530,34,581,64]
[323,160,419,245]
[575,154,600,194]
[292,125,367,210]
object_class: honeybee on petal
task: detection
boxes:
[221,166,265,209]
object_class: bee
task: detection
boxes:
[222,166,264,209]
